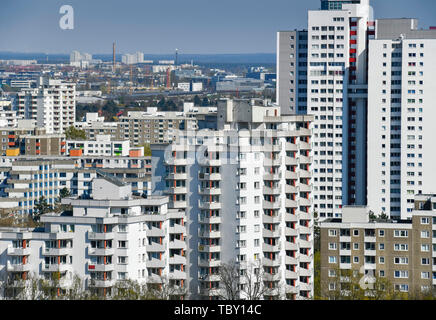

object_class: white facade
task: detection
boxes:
[367,29,436,219]
[15,78,76,134]
[151,99,314,300]
[0,178,186,299]
[307,0,370,220]
[66,135,130,157]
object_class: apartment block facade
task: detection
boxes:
[276,30,308,115]
[15,78,76,134]
[0,156,152,215]
[0,178,186,299]
[367,19,436,219]
[307,0,371,219]
[320,195,436,297]
[152,99,314,300]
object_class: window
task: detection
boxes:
[421,244,430,252]
[421,272,430,279]
[394,230,408,237]
[421,217,430,224]
[353,243,359,250]
[394,257,408,264]
[422,258,430,265]
[353,256,359,263]
[353,230,359,236]
[328,256,337,264]
[328,243,337,250]
[421,231,430,238]
[379,257,385,264]
[328,270,336,277]
[394,270,409,278]
[379,243,385,250]
[394,244,408,251]
[379,230,385,237]
[329,229,337,237]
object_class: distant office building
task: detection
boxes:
[121,52,144,65]
[215,78,265,92]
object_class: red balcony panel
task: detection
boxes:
[349,58,356,63]
[350,30,357,36]
[368,30,375,35]
[8,135,15,139]
[350,22,357,27]
[350,48,357,54]
[350,39,357,44]
[8,142,15,147]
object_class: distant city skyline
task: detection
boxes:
[0,0,435,54]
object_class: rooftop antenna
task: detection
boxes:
[175,48,178,66]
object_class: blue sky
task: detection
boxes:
[0,0,435,54]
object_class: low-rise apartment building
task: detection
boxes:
[320,195,436,298]
[0,177,186,299]
[0,155,152,215]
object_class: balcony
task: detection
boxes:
[169,239,187,249]
[198,216,221,224]
[263,185,281,195]
[7,262,32,272]
[363,263,376,270]
[263,173,281,181]
[165,173,188,180]
[263,213,282,224]
[339,236,351,242]
[42,263,73,273]
[198,201,221,210]
[262,256,281,267]
[263,201,281,210]
[285,157,298,166]
[285,171,298,179]
[262,228,281,238]
[285,199,297,208]
[89,264,115,272]
[148,227,165,237]
[364,250,376,256]
[172,200,187,209]
[42,247,72,256]
[146,258,165,268]
[339,249,351,256]
[198,258,221,268]
[364,236,376,243]
[88,232,114,240]
[7,246,31,256]
[285,142,298,151]
[198,187,221,196]
[198,244,221,253]
[146,242,165,252]
[169,269,187,280]
[168,254,186,265]
[263,158,282,166]
[164,187,187,195]
[262,243,281,252]
[89,279,116,288]
[88,248,115,256]
[198,230,221,238]
[339,263,351,269]
[198,173,221,181]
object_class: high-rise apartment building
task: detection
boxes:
[15,77,76,134]
[307,0,372,219]
[367,19,436,219]
[152,99,314,300]
[276,30,308,115]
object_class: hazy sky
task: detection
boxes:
[0,0,435,54]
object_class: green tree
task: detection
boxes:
[193,95,201,106]
[33,196,52,222]
[65,126,86,140]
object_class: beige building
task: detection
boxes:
[320,195,436,298]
